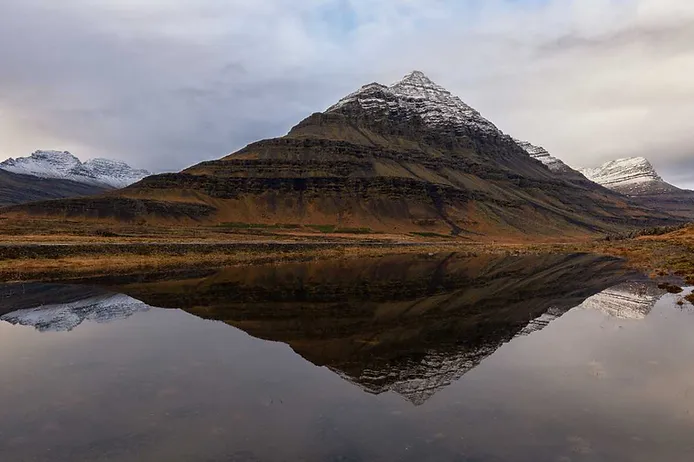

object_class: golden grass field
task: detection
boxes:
[0,216,692,284]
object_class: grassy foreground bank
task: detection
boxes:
[0,219,692,284]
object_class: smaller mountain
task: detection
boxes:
[0,169,106,207]
[580,157,694,220]
[513,139,575,174]
[0,150,151,189]
[580,157,679,196]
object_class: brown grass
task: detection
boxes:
[0,241,490,283]
[1,217,692,285]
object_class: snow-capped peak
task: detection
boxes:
[0,150,151,189]
[327,70,500,134]
[580,157,677,195]
[391,70,456,99]
[513,139,574,174]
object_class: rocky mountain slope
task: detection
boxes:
[1,72,679,237]
[0,150,151,189]
[0,168,106,207]
[581,157,694,219]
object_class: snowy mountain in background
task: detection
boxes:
[513,139,576,174]
[580,157,680,196]
[0,150,151,189]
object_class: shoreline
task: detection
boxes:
[0,221,691,284]
[0,236,689,284]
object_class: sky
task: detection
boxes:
[0,0,692,187]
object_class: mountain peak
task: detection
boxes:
[580,156,679,195]
[31,150,80,162]
[396,70,436,85]
[391,70,453,98]
[327,71,500,134]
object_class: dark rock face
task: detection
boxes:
[0,169,106,207]
[4,196,215,221]
[2,71,681,236]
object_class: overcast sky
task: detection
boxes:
[0,0,692,187]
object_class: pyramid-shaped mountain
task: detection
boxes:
[2,71,678,237]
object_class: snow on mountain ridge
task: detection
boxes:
[327,70,500,134]
[0,150,151,189]
[580,157,679,195]
[513,139,575,173]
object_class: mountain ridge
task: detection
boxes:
[513,139,576,174]
[0,150,151,189]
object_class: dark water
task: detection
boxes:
[1,253,694,462]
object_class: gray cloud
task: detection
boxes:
[540,19,694,55]
[0,0,693,189]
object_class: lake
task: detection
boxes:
[1,253,694,461]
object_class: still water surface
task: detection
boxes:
[1,253,694,461]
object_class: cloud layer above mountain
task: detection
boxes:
[1,0,692,187]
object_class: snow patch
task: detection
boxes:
[513,139,574,173]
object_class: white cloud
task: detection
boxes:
[0,0,692,187]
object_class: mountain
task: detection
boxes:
[0,168,106,207]
[0,150,151,189]
[580,157,679,195]
[581,157,694,220]
[0,72,679,237]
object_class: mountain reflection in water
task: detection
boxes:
[3,253,637,404]
[3,252,693,462]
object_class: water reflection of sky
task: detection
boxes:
[1,278,694,461]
